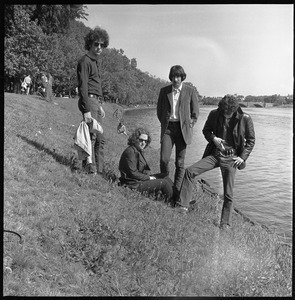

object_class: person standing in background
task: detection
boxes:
[77,26,109,175]
[157,65,200,202]
[46,73,53,102]
[41,72,48,95]
[23,74,32,95]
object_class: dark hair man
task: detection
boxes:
[175,94,255,231]
[77,26,109,175]
[157,65,200,199]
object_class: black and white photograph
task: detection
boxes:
[4,4,292,297]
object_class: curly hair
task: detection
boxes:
[84,26,110,51]
[218,94,240,114]
[168,65,187,82]
[127,127,151,149]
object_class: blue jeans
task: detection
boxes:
[78,96,105,174]
[178,154,237,226]
[160,122,187,192]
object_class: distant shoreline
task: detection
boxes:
[120,103,293,112]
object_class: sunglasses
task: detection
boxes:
[93,42,104,47]
[139,138,148,143]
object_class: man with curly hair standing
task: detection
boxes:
[77,26,109,175]
[175,95,255,231]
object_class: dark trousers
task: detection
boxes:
[78,97,105,174]
[46,83,53,102]
[136,176,174,201]
[178,154,237,226]
[160,122,187,192]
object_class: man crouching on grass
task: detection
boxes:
[175,95,255,231]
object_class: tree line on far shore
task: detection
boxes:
[202,94,293,106]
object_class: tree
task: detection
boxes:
[202,97,220,106]
[29,4,88,35]
[131,58,137,69]
[4,4,90,95]
[4,6,46,92]
[185,81,201,99]
[5,6,188,105]
[5,5,88,36]
[244,95,257,102]
[52,20,89,95]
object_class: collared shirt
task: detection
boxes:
[77,52,102,113]
[221,115,235,151]
[170,83,183,121]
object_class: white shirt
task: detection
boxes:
[170,83,182,121]
[24,76,31,85]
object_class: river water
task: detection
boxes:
[122,106,293,243]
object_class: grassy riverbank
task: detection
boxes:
[3,93,292,296]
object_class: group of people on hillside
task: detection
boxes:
[21,74,32,95]
[21,72,53,102]
[75,27,256,231]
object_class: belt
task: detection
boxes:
[215,148,237,158]
[88,94,103,103]
[88,93,99,99]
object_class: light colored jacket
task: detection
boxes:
[157,83,199,145]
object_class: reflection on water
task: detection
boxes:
[123,106,293,242]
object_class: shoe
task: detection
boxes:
[170,191,179,207]
[85,163,97,174]
[175,206,189,214]
[70,155,82,172]
[220,224,231,232]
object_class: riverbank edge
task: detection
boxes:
[119,104,292,246]
[4,93,292,296]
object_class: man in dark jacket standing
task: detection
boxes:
[157,65,199,198]
[77,26,109,175]
[176,95,255,231]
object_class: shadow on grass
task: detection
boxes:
[17,134,71,167]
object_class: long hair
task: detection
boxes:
[218,94,240,114]
[168,65,187,81]
[127,127,151,149]
[84,26,110,50]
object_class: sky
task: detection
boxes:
[81,4,293,97]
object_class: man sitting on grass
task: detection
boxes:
[119,127,174,202]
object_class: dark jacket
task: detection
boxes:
[157,83,199,145]
[202,107,255,169]
[77,52,102,113]
[119,145,151,187]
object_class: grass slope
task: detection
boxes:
[3,93,292,296]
